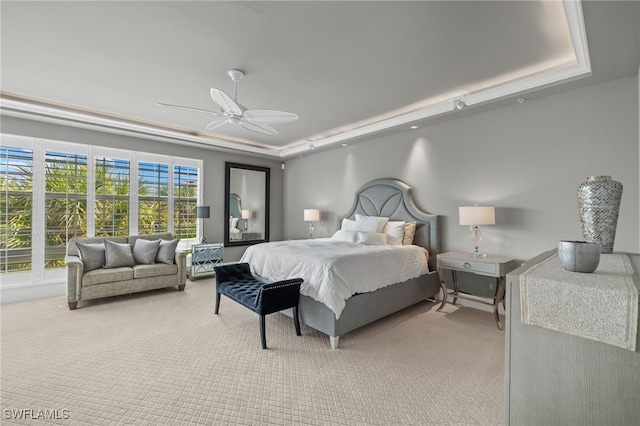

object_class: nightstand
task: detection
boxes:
[436,251,518,330]
[187,243,223,280]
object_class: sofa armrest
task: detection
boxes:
[65,255,83,303]
[175,250,187,286]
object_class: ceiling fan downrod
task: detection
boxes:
[227,69,244,102]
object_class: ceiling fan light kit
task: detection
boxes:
[160,69,299,136]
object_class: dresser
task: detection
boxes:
[504,250,640,425]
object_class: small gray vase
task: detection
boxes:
[577,176,623,254]
[558,241,601,273]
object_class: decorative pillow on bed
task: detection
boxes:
[156,239,179,265]
[132,238,160,265]
[357,232,388,245]
[76,242,106,272]
[403,222,417,245]
[331,229,358,243]
[353,214,389,233]
[104,240,135,269]
[229,216,239,229]
[340,218,355,231]
[383,221,406,245]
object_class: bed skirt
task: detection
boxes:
[282,270,440,348]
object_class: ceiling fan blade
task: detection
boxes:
[210,88,242,116]
[205,117,230,131]
[240,120,278,136]
[243,109,299,124]
[157,103,221,115]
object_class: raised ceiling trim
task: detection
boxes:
[1,1,591,160]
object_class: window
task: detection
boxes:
[138,161,168,235]
[1,146,33,273]
[45,151,88,268]
[95,156,130,237]
[0,134,202,285]
[173,165,198,239]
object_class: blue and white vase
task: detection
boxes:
[577,176,623,254]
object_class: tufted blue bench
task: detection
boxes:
[214,263,303,349]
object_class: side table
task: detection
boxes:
[187,243,223,280]
[436,251,518,330]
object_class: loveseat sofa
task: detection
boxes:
[66,232,186,310]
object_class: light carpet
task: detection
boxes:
[1,279,504,425]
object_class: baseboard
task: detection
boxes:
[1,280,66,304]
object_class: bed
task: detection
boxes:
[240,178,442,349]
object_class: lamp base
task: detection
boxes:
[470,227,486,257]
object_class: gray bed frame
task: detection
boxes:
[283,178,441,349]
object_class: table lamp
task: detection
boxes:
[304,209,320,238]
[196,206,210,243]
[459,205,495,257]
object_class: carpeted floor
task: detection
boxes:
[1,278,505,425]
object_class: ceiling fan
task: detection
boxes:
[158,69,299,136]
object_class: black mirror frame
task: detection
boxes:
[224,162,270,247]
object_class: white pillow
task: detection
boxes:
[383,220,406,245]
[357,232,388,245]
[229,216,239,229]
[331,229,358,242]
[341,218,356,231]
[353,214,389,233]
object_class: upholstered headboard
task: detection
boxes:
[337,178,439,268]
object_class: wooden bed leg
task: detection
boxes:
[330,336,339,350]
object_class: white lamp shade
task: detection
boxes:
[241,210,252,219]
[304,209,320,222]
[459,206,495,226]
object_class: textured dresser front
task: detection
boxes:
[504,250,640,425]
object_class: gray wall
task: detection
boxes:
[0,116,284,262]
[283,76,640,263]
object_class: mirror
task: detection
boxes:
[224,162,270,247]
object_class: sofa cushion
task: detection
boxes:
[133,263,178,279]
[68,236,127,256]
[156,239,179,264]
[76,242,106,272]
[82,267,134,286]
[104,240,135,269]
[133,238,160,264]
[128,233,174,246]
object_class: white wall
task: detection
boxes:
[283,76,640,263]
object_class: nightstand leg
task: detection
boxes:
[493,277,506,330]
[451,270,459,306]
[436,279,448,311]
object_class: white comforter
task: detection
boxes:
[240,239,429,319]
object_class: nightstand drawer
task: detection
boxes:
[439,257,497,275]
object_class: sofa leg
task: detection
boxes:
[293,306,301,336]
[178,284,185,291]
[68,302,78,310]
[215,292,221,314]
[259,315,267,349]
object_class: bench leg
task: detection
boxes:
[214,292,221,314]
[293,306,301,336]
[68,301,78,310]
[259,315,267,349]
